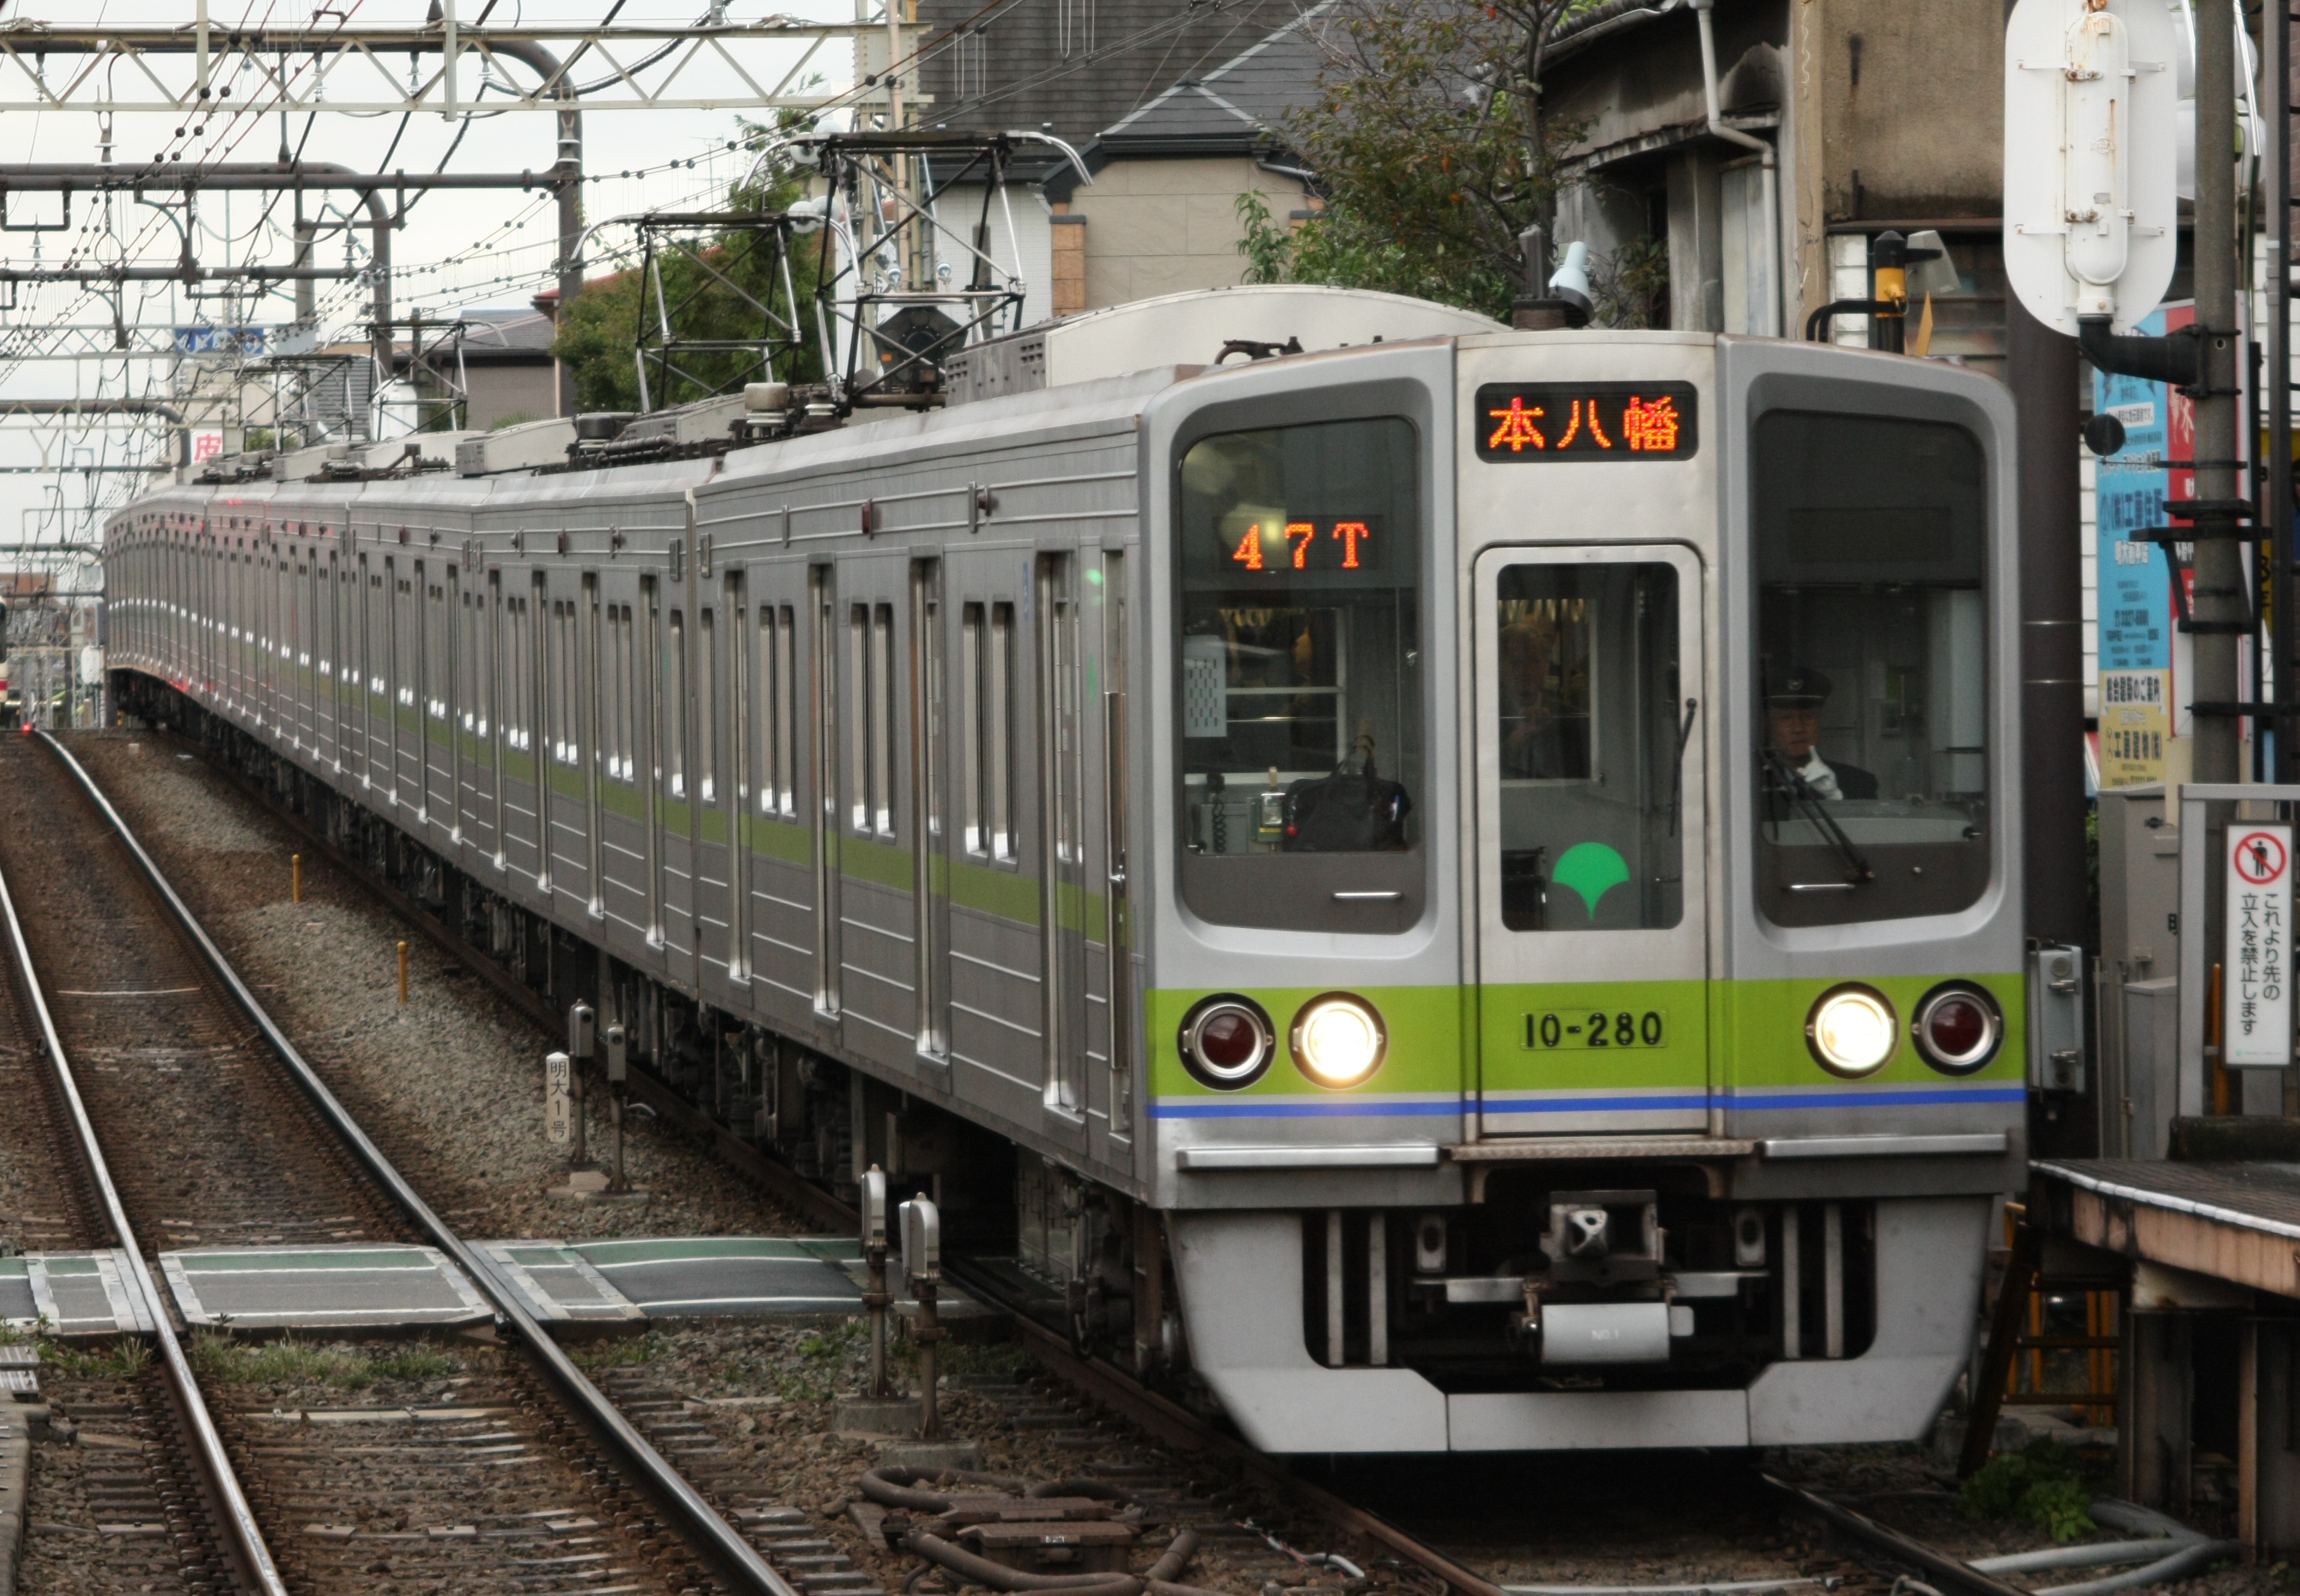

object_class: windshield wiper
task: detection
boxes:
[1762,747,1874,887]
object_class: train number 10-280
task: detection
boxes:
[1527,1010,1666,1050]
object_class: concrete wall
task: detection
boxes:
[462,363,559,431]
[1813,0,2003,221]
[1067,157,1310,310]
[936,184,1057,328]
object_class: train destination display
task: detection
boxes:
[1475,382,1698,461]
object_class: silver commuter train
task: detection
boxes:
[105,284,2027,1453]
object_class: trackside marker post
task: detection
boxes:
[566,1001,595,1167]
[901,1197,945,1439]
[604,1023,630,1193]
[291,853,301,903]
[861,1167,891,1397]
[545,1051,572,1146]
[397,940,408,1006]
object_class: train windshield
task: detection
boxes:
[1752,410,1990,926]
[1175,416,1422,928]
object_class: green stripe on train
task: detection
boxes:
[1145,973,2027,1098]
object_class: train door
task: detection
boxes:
[738,560,812,1026]
[1035,552,1089,1125]
[835,555,913,1064]
[943,551,1029,1120]
[809,564,842,1019]
[910,557,950,1065]
[1472,543,1710,1134]
[690,577,732,985]
[1097,547,1133,1146]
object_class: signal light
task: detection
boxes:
[1178,995,1274,1091]
[1912,983,2004,1075]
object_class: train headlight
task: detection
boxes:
[1178,995,1275,1090]
[1291,993,1387,1088]
[1806,985,1897,1077]
[1912,983,2004,1075]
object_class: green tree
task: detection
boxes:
[1238,0,1590,321]
[553,118,825,412]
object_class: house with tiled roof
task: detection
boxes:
[915,0,1330,314]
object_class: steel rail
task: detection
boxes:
[35,729,802,1596]
[109,727,2063,1596]
[1763,1475,2032,1596]
[0,785,290,1596]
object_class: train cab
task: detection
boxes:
[1143,328,2022,1453]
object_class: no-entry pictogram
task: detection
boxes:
[2226,825,2295,1067]
[2235,830,2289,886]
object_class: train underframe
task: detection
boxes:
[114,670,1987,1454]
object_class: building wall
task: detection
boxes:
[936,184,1057,328]
[1068,157,1309,310]
[463,364,560,431]
[1814,0,2003,222]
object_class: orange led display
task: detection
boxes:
[1475,382,1698,462]
[1226,519,1383,574]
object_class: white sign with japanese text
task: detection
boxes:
[2226,826,2293,1066]
[544,1050,572,1144]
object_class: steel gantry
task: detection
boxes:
[0,14,886,117]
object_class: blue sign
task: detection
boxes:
[2094,306,2172,672]
[172,326,267,357]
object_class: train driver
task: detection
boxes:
[1765,666,1877,800]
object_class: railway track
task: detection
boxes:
[0,730,804,1595]
[90,733,2100,1596]
[74,727,2127,1596]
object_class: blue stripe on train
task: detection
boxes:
[1147,1085,2027,1119]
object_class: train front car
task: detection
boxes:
[1144,331,2022,1454]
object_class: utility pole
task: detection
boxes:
[2191,0,2244,785]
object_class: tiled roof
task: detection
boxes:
[1096,0,1336,144]
[912,0,1306,142]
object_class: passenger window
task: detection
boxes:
[667,608,687,797]
[1751,411,1990,925]
[849,604,873,833]
[1492,561,1684,931]
[699,608,718,804]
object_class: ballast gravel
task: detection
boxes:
[53,732,2276,1596]
[67,732,808,1244]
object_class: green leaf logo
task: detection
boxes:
[1550,843,1630,922]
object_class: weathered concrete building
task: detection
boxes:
[1546,0,2009,376]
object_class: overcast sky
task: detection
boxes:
[0,1,858,558]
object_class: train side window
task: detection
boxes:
[849,604,872,832]
[776,607,798,815]
[727,583,749,813]
[756,605,779,814]
[1493,561,1684,931]
[990,601,1018,861]
[428,578,449,723]
[508,595,531,753]
[875,602,897,838]
[610,604,634,782]
[961,604,987,855]
[699,608,719,804]
[1751,410,1990,926]
[667,607,688,797]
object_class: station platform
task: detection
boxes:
[6,1237,991,1339]
[2019,1156,2300,1557]
[2033,1158,2300,1297]
[0,1251,156,1336]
